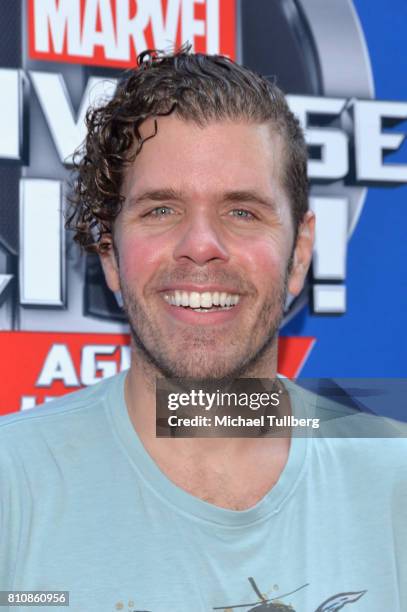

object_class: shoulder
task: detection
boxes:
[0,372,126,460]
[308,424,407,504]
[288,381,407,482]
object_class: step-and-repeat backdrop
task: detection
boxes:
[1,0,406,415]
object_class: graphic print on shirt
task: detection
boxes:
[112,578,366,611]
[113,602,152,612]
[212,577,367,611]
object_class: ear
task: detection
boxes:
[288,210,315,297]
[99,235,121,293]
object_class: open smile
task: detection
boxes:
[160,290,243,324]
[163,290,240,311]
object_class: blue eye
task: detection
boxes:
[149,206,174,217]
[230,209,255,220]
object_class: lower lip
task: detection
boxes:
[161,299,243,325]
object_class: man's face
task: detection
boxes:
[101,116,313,379]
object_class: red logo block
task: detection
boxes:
[28,0,236,69]
[0,332,315,415]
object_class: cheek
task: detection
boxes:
[118,233,171,289]
[237,236,289,283]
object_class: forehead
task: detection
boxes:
[122,116,288,203]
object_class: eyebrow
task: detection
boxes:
[128,189,182,207]
[222,190,277,212]
[127,188,277,211]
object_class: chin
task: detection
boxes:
[155,351,245,380]
[135,333,274,381]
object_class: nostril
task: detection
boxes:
[173,231,230,265]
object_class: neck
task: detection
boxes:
[124,340,283,456]
[123,341,292,509]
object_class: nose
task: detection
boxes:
[172,212,230,266]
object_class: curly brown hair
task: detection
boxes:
[67,47,308,253]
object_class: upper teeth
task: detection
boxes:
[163,291,240,308]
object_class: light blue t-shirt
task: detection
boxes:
[0,372,406,612]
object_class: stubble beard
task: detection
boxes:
[120,268,290,382]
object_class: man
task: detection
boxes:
[0,50,405,612]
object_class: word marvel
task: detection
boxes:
[29,0,234,68]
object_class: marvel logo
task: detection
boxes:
[28,0,235,68]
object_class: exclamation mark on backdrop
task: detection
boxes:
[310,197,348,314]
